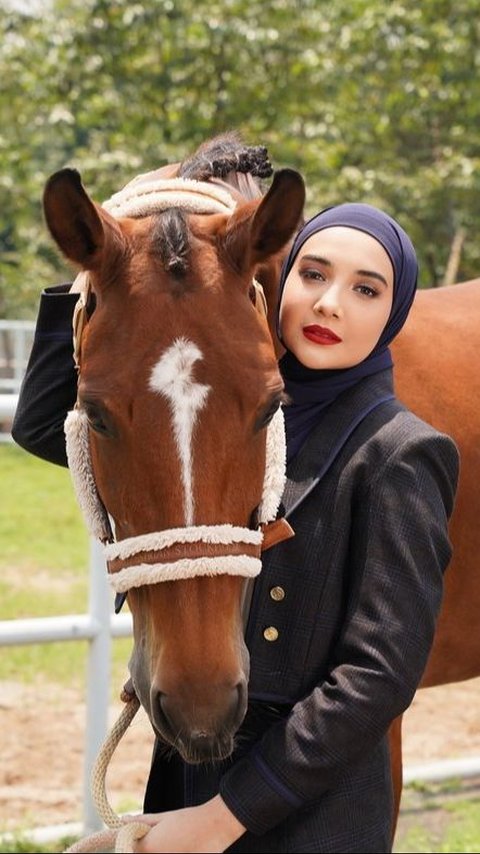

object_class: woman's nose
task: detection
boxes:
[313,286,341,318]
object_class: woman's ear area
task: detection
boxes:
[43,167,125,269]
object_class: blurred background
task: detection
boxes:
[1,2,479,850]
[1,0,480,320]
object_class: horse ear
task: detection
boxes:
[223,168,305,271]
[43,168,123,268]
[249,168,305,263]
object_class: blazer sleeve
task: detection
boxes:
[219,430,459,835]
[11,284,79,467]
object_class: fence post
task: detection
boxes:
[82,537,112,834]
[13,324,27,389]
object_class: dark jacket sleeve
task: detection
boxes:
[219,431,459,835]
[11,284,78,467]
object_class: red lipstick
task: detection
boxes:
[303,325,342,345]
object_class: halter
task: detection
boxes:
[65,175,293,596]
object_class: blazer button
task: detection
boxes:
[263,626,279,642]
[270,586,285,601]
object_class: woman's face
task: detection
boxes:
[279,226,394,370]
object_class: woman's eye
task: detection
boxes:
[355,284,378,298]
[300,267,325,282]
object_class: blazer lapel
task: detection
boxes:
[281,369,395,520]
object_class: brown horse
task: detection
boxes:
[394,277,480,687]
[386,277,480,820]
[42,135,305,764]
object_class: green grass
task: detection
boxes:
[394,781,480,853]
[0,445,89,574]
[0,835,78,853]
[0,444,133,689]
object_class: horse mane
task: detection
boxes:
[176,132,303,326]
[146,132,275,276]
[178,131,272,201]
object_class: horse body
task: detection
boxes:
[393,278,480,686]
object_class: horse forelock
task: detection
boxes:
[150,208,190,279]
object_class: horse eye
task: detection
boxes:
[83,402,110,435]
[256,397,282,431]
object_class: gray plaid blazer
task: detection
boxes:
[13,290,459,853]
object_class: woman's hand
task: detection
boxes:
[126,794,246,853]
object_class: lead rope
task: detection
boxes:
[64,689,151,854]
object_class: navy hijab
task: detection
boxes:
[278,203,418,462]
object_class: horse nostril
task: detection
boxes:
[232,679,248,725]
[152,690,176,740]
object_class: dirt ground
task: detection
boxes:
[1,676,479,833]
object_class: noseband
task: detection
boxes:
[65,175,293,598]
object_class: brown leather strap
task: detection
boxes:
[261,518,295,551]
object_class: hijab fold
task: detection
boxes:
[278,203,418,462]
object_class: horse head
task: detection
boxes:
[43,136,305,762]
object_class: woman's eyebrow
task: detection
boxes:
[356,269,389,287]
[300,254,332,266]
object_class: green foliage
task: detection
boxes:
[1,0,480,312]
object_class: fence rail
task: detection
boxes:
[0,388,19,443]
[0,539,133,836]
[0,319,35,394]
[0,393,18,419]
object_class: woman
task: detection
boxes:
[12,203,459,853]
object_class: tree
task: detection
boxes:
[1,0,479,315]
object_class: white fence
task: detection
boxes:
[0,539,133,836]
[0,319,35,393]
[0,319,34,441]
[0,393,18,439]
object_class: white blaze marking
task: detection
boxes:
[149,338,211,525]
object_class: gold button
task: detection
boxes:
[263,626,279,642]
[270,586,285,602]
